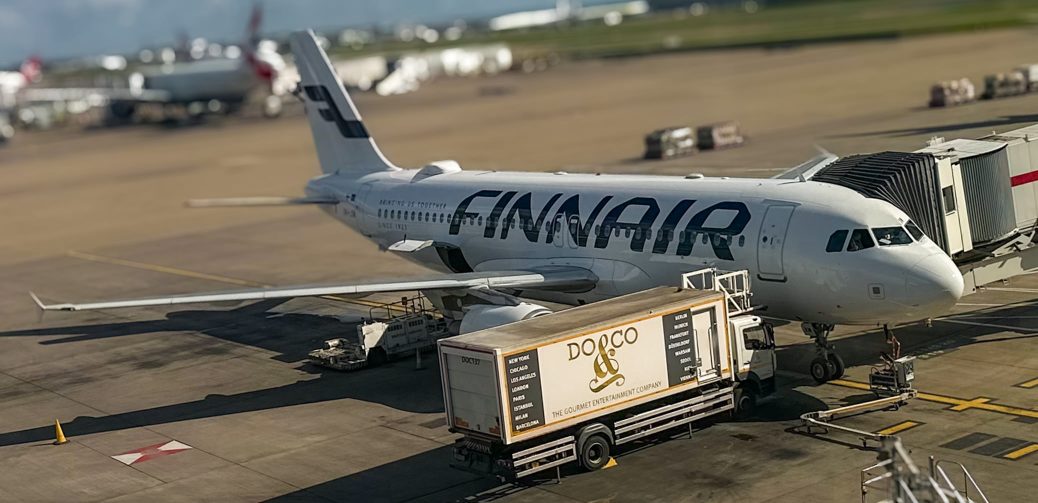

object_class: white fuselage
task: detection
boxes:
[305,167,963,326]
[140,50,285,104]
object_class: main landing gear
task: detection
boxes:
[802,322,845,384]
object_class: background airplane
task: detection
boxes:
[31,31,965,384]
[105,3,292,122]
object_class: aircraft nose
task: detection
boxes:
[906,254,964,313]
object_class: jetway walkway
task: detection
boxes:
[813,123,1038,293]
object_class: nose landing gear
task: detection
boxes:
[803,322,846,383]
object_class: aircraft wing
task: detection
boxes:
[18,87,170,104]
[772,148,838,180]
[185,196,338,208]
[30,267,597,312]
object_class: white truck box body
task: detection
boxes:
[439,287,731,445]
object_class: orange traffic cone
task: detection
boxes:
[53,419,68,445]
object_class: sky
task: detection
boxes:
[0,0,556,65]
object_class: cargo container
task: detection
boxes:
[439,271,775,480]
[643,126,695,159]
[982,71,1027,99]
[928,78,975,107]
[1017,64,1038,91]
[696,121,745,150]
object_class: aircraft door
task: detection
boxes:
[757,205,796,281]
[567,215,581,249]
[551,215,564,248]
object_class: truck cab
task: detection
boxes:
[729,315,777,401]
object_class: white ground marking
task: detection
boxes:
[935,318,1038,332]
[111,453,144,465]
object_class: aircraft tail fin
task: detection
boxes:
[289,30,399,176]
[20,55,42,83]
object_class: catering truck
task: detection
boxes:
[438,270,775,480]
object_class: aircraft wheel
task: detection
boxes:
[579,435,611,471]
[810,357,833,384]
[828,353,846,380]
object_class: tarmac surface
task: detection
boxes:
[1,28,1038,502]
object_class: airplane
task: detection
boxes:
[0,56,42,106]
[105,3,291,121]
[30,30,964,384]
[0,4,289,133]
[0,56,42,141]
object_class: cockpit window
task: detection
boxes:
[826,230,848,253]
[847,229,875,251]
[873,226,913,246]
[905,221,925,241]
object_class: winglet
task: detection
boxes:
[29,291,45,310]
[29,292,48,322]
[29,292,74,314]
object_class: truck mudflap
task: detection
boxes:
[451,436,577,481]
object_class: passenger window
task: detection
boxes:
[873,226,912,246]
[478,216,484,226]
[625,228,631,238]
[846,229,875,251]
[614,227,620,237]
[826,230,848,253]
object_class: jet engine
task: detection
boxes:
[457,302,552,334]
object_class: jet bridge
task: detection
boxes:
[811,123,1038,294]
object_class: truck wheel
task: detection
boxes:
[579,435,611,471]
[827,353,845,380]
[734,388,757,419]
[810,357,832,384]
[368,347,388,367]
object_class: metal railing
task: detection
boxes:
[681,268,753,315]
[367,294,436,322]
[861,437,988,503]
[931,458,989,503]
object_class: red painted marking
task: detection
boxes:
[1011,170,1038,187]
[112,440,192,465]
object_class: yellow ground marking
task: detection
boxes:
[829,379,1038,420]
[949,397,992,412]
[1016,377,1038,389]
[876,421,921,436]
[1004,443,1038,460]
[67,250,406,314]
